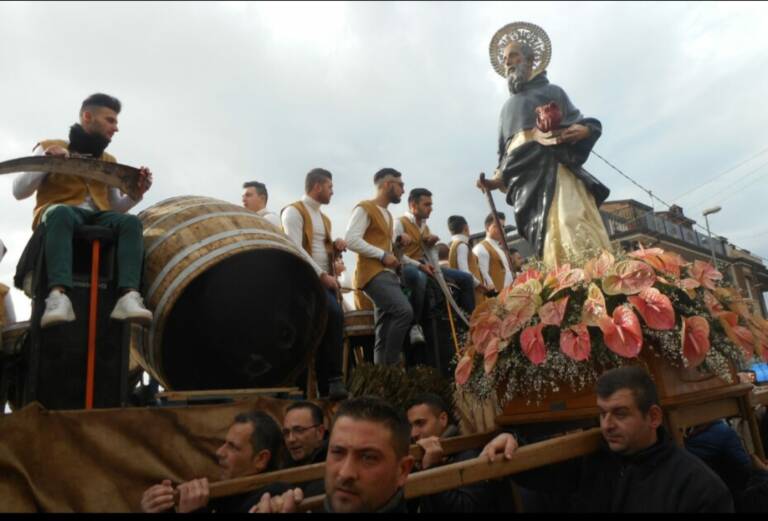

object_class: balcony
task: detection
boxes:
[601,210,727,257]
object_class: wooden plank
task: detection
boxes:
[157,388,303,401]
[668,398,740,431]
[294,428,603,512]
[751,388,768,407]
[207,429,500,500]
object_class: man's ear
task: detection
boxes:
[438,412,449,430]
[253,449,272,473]
[648,404,663,429]
[80,109,92,126]
[317,423,326,438]
[396,455,414,488]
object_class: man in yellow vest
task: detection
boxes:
[281,168,348,399]
[344,168,413,366]
[395,189,476,343]
[447,215,492,305]
[12,93,153,328]
[472,212,513,293]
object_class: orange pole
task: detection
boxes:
[85,239,100,409]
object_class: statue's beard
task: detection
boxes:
[507,63,532,94]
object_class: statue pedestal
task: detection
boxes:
[496,348,738,426]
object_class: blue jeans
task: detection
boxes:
[317,288,344,393]
[403,264,428,322]
[441,267,476,313]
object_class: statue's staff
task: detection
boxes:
[477,172,516,276]
[0,155,143,200]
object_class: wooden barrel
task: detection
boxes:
[134,196,327,391]
[343,310,375,337]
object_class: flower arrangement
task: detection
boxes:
[455,246,768,404]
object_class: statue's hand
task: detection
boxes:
[558,124,590,144]
[476,177,505,193]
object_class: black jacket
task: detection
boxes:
[517,427,734,513]
[283,439,328,497]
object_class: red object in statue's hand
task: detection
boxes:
[535,102,562,133]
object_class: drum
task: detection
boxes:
[135,196,327,391]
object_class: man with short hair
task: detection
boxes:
[509,247,525,274]
[405,393,501,512]
[242,181,281,229]
[12,93,153,328]
[344,169,413,366]
[395,189,475,346]
[140,411,287,513]
[281,168,348,398]
[253,396,414,513]
[472,212,513,293]
[448,215,491,305]
[282,401,328,468]
[481,367,734,512]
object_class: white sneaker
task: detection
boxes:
[110,290,153,324]
[409,324,426,345]
[40,289,76,328]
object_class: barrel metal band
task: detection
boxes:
[145,210,267,257]
[145,227,291,302]
[142,199,230,234]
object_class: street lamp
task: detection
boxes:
[702,206,721,267]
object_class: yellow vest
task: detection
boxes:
[32,139,116,230]
[482,240,507,292]
[449,239,486,305]
[285,201,333,262]
[353,200,393,290]
[398,216,431,260]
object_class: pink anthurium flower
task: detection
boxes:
[483,338,501,374]
[581,283,608,327]
[539,296,570,327]
[584,250,615,282]
[455,353,474,385]
[560,324,591,361]
[602,260,656,296]
[599,306,643,358]
[520,323,547,365]
[682,316,711,368]
[690,260,723,291]
[627,288,676,330]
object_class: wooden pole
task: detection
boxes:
[207,429,500,500]
[85,239,101,410]
[478,172,516,276]
[294,428,603,512]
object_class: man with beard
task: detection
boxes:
[395,189,476,341]
[281,168,348,399]
[251,396,413,513]
[480,367,733,512]
[242,180,281,229]
[140,411,288,513]
[477,23,612,268]
[12,93,153,327]
[344,169,413,366]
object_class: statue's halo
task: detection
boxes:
[489,22,551,79]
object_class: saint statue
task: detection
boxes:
[478,22,612,268]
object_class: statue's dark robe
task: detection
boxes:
[497,72,610,258]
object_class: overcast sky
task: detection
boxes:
[2,1,768,321]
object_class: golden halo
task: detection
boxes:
[489,22,551,79]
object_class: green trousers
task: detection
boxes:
[41,204,144,291]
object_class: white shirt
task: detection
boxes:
[345,203,396,274]
[255,208,282,229]
[472,236,513,290]
[451,234,481,288]
[12,144,140,213]
[1,239,16,324]
[393,212,427,267]
[281,195,330,277]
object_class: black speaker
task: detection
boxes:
[22,225,130,410]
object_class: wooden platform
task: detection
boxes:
[156,387,304,405]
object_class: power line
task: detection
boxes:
[590,149,768,265]
[669,144,768,203]
[686,160,768,213]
